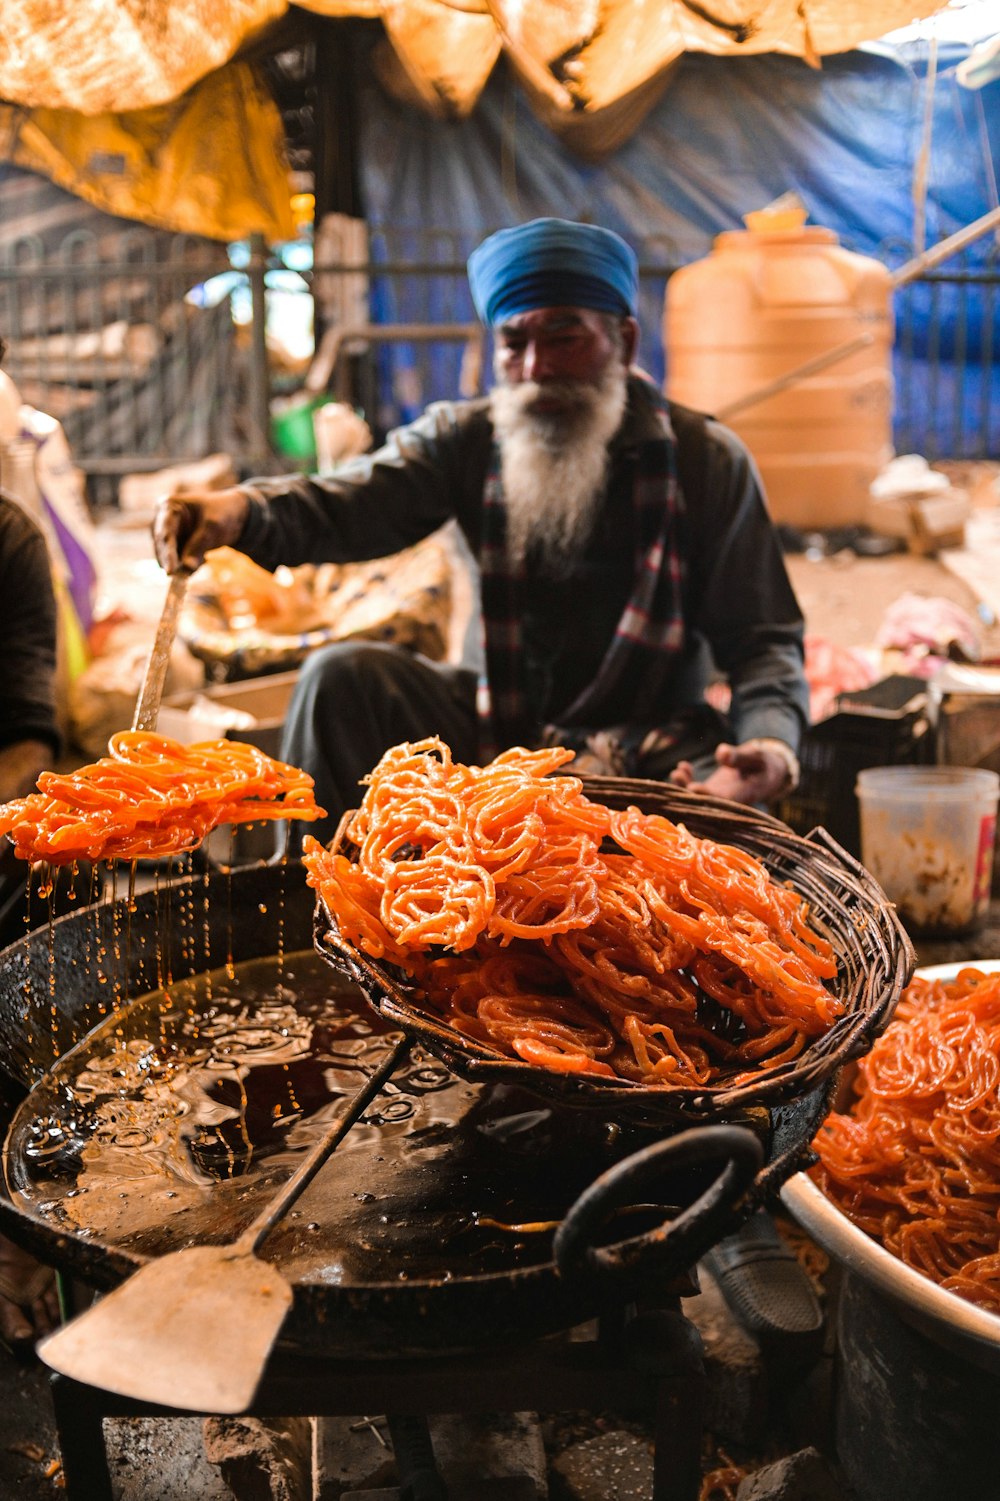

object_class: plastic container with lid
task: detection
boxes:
[856,765,1000,936]
[664,209,894,530]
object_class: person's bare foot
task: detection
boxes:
[0,1234,59,1358]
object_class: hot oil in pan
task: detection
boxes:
[5,951,653,1285]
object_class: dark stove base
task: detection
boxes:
[50,1302,705,1501]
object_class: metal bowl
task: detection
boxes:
[781,959,1000,1374]
[0,862,828,1359]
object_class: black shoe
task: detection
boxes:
[702,1211,823,1364]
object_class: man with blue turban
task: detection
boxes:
[154,218,807,839]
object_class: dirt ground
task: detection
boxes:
[787,544,1000,657]
[785,461,1000,660]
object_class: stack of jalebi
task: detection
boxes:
[304,737,840,1089]
[812,966,1000,1313]
[0,732,325,865]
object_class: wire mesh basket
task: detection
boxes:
[313,775,914,1125]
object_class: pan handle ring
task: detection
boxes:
[553,1124,764,1292]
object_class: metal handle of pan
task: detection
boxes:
[553,1124,764,1293]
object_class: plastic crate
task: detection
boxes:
[775,675,933,857]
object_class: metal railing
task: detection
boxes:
[0,227,240,508]
[893,258,999,460]
[0,223,996,511]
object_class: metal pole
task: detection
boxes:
[247,232,273,473]
[716,333,875,421]
[891,204,1000,288]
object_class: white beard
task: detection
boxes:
[489,363,628,573]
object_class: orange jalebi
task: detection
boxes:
[0,731,325,865]
[304,737,839,1090]
[812,966,1000,1313]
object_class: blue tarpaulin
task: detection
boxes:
[356,36,1000,457]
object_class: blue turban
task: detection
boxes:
[467,218,639,326]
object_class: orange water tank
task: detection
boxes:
[664,221,894,530]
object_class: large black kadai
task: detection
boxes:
[0,781,909,1358]
[0,781,910,1500]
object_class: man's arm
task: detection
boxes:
[154,401,492,576]
[681,418,809,802]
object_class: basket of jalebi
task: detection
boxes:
[307,738,913,1125]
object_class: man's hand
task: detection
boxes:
[152,486,251,575]
[669,740,797,806]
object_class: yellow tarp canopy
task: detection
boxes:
[0,63,296,243]
[0,0,951,238]
[1,1,950,119]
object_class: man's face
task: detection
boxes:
[493,307,628,413]
[488,305,634,570]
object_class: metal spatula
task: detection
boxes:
[38,1036,412,1412]
[132,567,190,732]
